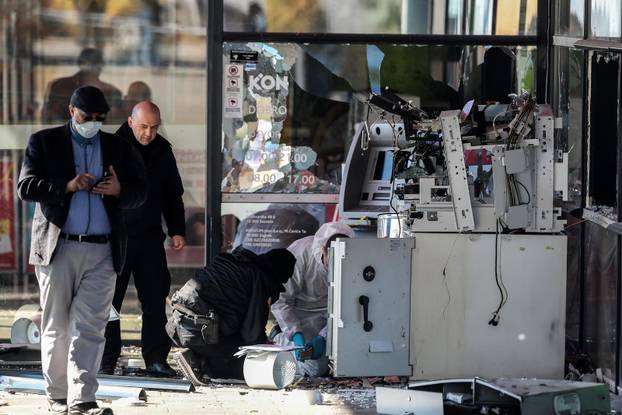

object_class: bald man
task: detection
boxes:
[101,102,185,376]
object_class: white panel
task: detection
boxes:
[376,387,444,415]
[555,153,569,201]
[410,233,566,380]
[535,116,555,231]
[440,111,475,232]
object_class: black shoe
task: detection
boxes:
[98,365,115,375]
[98,359,117,375]
[145,361,177,377]
[48,398,68,414]
[68,402,113,415]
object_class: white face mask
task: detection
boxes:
[72,118,102,138]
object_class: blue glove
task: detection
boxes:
[306,335,326,360]
[291,332,306,361]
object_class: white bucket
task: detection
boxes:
[10,304,41,346]
[242,351,297,390]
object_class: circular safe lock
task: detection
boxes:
[363,266,375,282]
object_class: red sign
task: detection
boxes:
[0,155,16,271]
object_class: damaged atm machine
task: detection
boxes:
[329,93,569,380]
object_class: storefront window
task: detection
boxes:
[224,0,536,35]
[0,1,207,341]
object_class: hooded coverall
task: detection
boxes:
[271,222,354,376]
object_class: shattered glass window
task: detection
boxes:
[221,42,359,194]
[221,42,535,195]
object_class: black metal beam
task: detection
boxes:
[579,49,588,353]
[206,0,223,262]
[536,0,551,103]
[222,32,537,46]
[617,44,622,389]
[579,0,591,359]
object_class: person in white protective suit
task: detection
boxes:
[271,222,354,377]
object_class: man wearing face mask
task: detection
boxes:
[101,101,185,377]
[18,86,147,415]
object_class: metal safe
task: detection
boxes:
[327,237,414,377]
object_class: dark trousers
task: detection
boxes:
[194,334,250,380]
[102,236,172,366]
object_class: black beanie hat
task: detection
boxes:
[255,248,296,285]
[70,86,110,114]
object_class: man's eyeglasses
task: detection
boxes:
[80,114,106,122]
[75,108,106,122]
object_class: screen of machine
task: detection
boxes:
[372,150,394,181]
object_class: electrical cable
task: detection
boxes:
[389,150,402,238]
[441,233,461,319]
[489,220,509,326]
[514,178,531,205]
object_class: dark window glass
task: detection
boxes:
[587,52,619,211]
[583,222,618,388]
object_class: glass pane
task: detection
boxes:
[2,2,207,346]
[221,202,336,253]
[590,0,621,39]
[446,0,465,34]
[224,0,528,35]
[553,46,584,345]
[555,0,585,36]
[583,222,618,387]
[467,0,494,35]
[587,52,619,213]
[222,42,534,196]
[494,0,537,35]
[553,47,584,208]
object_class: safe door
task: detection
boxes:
[327,237,414,377]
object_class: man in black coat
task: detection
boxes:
[167,247,296,381]
[101,101,185,376]
[18,86,147,415]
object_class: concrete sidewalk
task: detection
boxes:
[0,385,376,414]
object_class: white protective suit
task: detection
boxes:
[271,222,354,376]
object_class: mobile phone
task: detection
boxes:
[89,171,110,191]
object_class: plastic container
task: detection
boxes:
[10,304,41,345]
[242,351,297,390]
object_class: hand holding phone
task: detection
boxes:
[89,171,110,192]
[90,166,121,197]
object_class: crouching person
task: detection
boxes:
[167,247,296,382]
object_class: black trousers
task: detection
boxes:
[102,236,172,366]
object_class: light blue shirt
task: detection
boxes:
[62,127,111,235]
